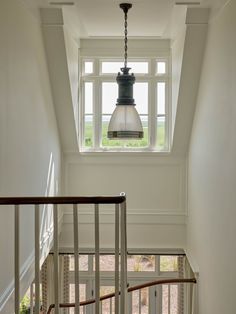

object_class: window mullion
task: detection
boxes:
[168,56,172,150]
[78,60,82,149]
[80,80,85,149]
[165,79,169,151]
[149,76,157,149]
[94,79,101,150]
[158,286,162,314]
[93,59,101,150]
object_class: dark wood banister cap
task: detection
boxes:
[0,195,126,205]
[47,278,197,313]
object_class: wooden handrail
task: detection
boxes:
[3,195,126,313]
[0,195,126,205]
[46,277,197,313]
[127,277,196,292]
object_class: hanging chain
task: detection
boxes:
[124,10,128,68]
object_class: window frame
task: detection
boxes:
[79,57,171,153]
[67,253,182,314]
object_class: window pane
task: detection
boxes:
[84,115,93,148]
[170,285,178,314]
[70,284,86,314]
[93,255,116,271]
[132,288,149,314]
[128,62,148,73]
[101,61,148,74]
[20,286,31,313]
[102,62,123,74]
[160,256,178,272]
[100,286,115,314]
[102,82,118,114]
[132,290,139,314]
[157,61,166,74]
[84,82,93,114]
[102,115,148,148]
[102,115,122,147]
[127,255,155,271]
[69,255,89,271]
[141,288,149,314]
[157,82,165,114]
[162,285,169,314]
[156,116,165,150]
[100,286,115,296]
[84,61,93,74]
[134,82,148,114]
[101,297,115,314]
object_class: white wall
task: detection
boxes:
[59,37,187,251]
[171,28,185,139]
[172,8,209,154]
[64,28,79,136]
[61,154,187,249]
[0,0,61,311]
[40,8,79,153]
[187,1,236,313]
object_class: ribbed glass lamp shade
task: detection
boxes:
[107,105,143,139]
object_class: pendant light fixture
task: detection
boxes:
[107,3,144,139]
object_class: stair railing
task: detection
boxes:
[46,277,197,313]
[0,194,127,314]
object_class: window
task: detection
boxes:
[93,254,116,271]
[160,256,178,272]
[162,284,178,314]
[69,283,86,314]
[100,285,115,313]
[67,253,183,314]
[127,255,155,272]
[131,287,149,314]
[80,58,170,152]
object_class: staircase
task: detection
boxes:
[0,195,196,314]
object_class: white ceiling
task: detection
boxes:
[21,0,230,39]
[70,0,174,38]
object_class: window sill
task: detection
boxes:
[79,149,171,157]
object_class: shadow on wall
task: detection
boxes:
[40,152,58,262]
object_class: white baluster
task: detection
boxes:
[15,204,20,314]
[73,204,80,314]
[120,200,127,314]
[53,204,59,313]
[35,204,40,314]
[168,285,171,314]
[94,204,100,314]
[115,204,120,314]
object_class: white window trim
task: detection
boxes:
[79,57,171,153]
[68,253,181,314]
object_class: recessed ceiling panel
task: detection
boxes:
[76,0,174,37]
[20,0,229,39]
